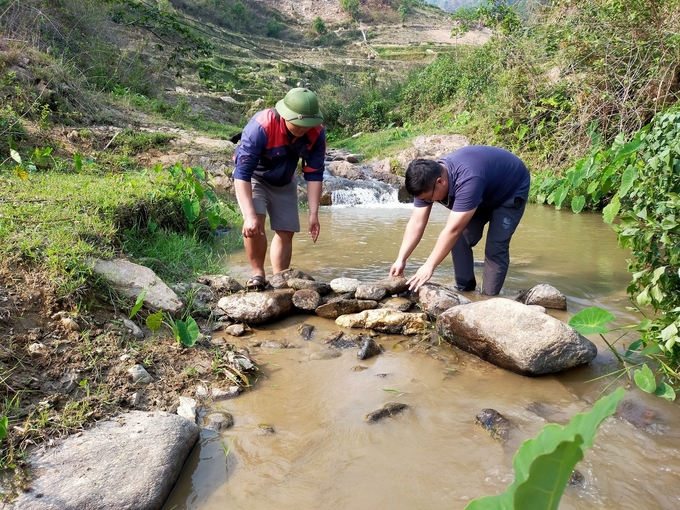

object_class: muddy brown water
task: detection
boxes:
[164,204,680,510]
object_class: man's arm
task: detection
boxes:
[234,178,264,238]
[307,180,322,243]
[407,208,477,291]
[390,205,432,277]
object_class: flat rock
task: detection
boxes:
[335,309,428,335]
[91,258,184,315]
[12,411,199,510]
[438,298,597,376]
[315,299,377,319]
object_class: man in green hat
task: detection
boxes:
[233,87,326,290]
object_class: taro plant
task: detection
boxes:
[156,162,234,234]
[568,306,676,401]
[465,387,625,509]
[130,291,199,348]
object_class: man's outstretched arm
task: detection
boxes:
[407,208,476,291]
[390,205,432,277]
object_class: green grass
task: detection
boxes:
[329,124,425,160]
[0,168,242,297]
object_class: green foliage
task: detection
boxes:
[312,16,327,35]
[111,0,214,76]
[266,20,283,38]
[159,163,235,235]
[466,387,624,509]
[340,0,361,20]
[596,106,680,384]
[569,306,677,400]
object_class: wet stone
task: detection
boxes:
[310,349,342,360]
[569,469,585,486]
[297,323,315,340]
[225,324,246,337]
[212,386,244,400]
[355,284,387,301]
[379,297,413,312]
[256,424,275,435]
[365,402,409,422]
[331,338,360,349]
[287,278,319,290]
[357,337,382,360]
[292,289,322,310]
[322,330,344,344]
[203,411,234,431]
[352,365,369,372]
[475,408,511,442]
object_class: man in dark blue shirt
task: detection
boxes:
[390,145,530,295]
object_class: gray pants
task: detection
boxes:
[451,195,527,295]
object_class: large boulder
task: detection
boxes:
[516,283,567,310]
[417,283,471,317]
[13,411,199,510]
[217,289,294,324]
[90,259,184,315]
[335,309,428,335]
[327,160,365,180]
[438,298,597,376]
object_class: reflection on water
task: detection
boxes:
[165,204,680,510]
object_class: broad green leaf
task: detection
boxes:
[0,416,8,440]
[633,364,656,393]
[129,290,147,319]
[655,382,676,401]
[465,388,624,510]
[660,323,678,342]
[568,307,615,335]
[640,343,662,356]
[74,152,83,173]
[571,195,586,213]
[513,436,584,510]
[176,316,199,347]
[146,311,163,331]
[10,149,21,164]
[194,180,205,200]
[553,185,568,209]
[193,166,206,180]
[182,197,200,223]
[619,167,636,197]
[602,195,620,223]
[636,288,651,307]
[651,266,667,284]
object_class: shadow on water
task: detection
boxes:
[164,203,680,510]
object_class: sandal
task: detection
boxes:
[246,275,267,291]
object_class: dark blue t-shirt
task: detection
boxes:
[413,145,530,212]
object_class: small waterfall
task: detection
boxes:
[322,170,405,207]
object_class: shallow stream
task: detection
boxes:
[163,204,680,510]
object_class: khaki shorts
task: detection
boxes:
[241,176,300,232]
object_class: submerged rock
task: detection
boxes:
[310,349,342,360]
[438,298,597,376]
[203,411,234,431]
[365,402,409,422]
[516,283,567,310]
[475,408,510,442]
[297,323,315,340]
[357,337,382,360]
